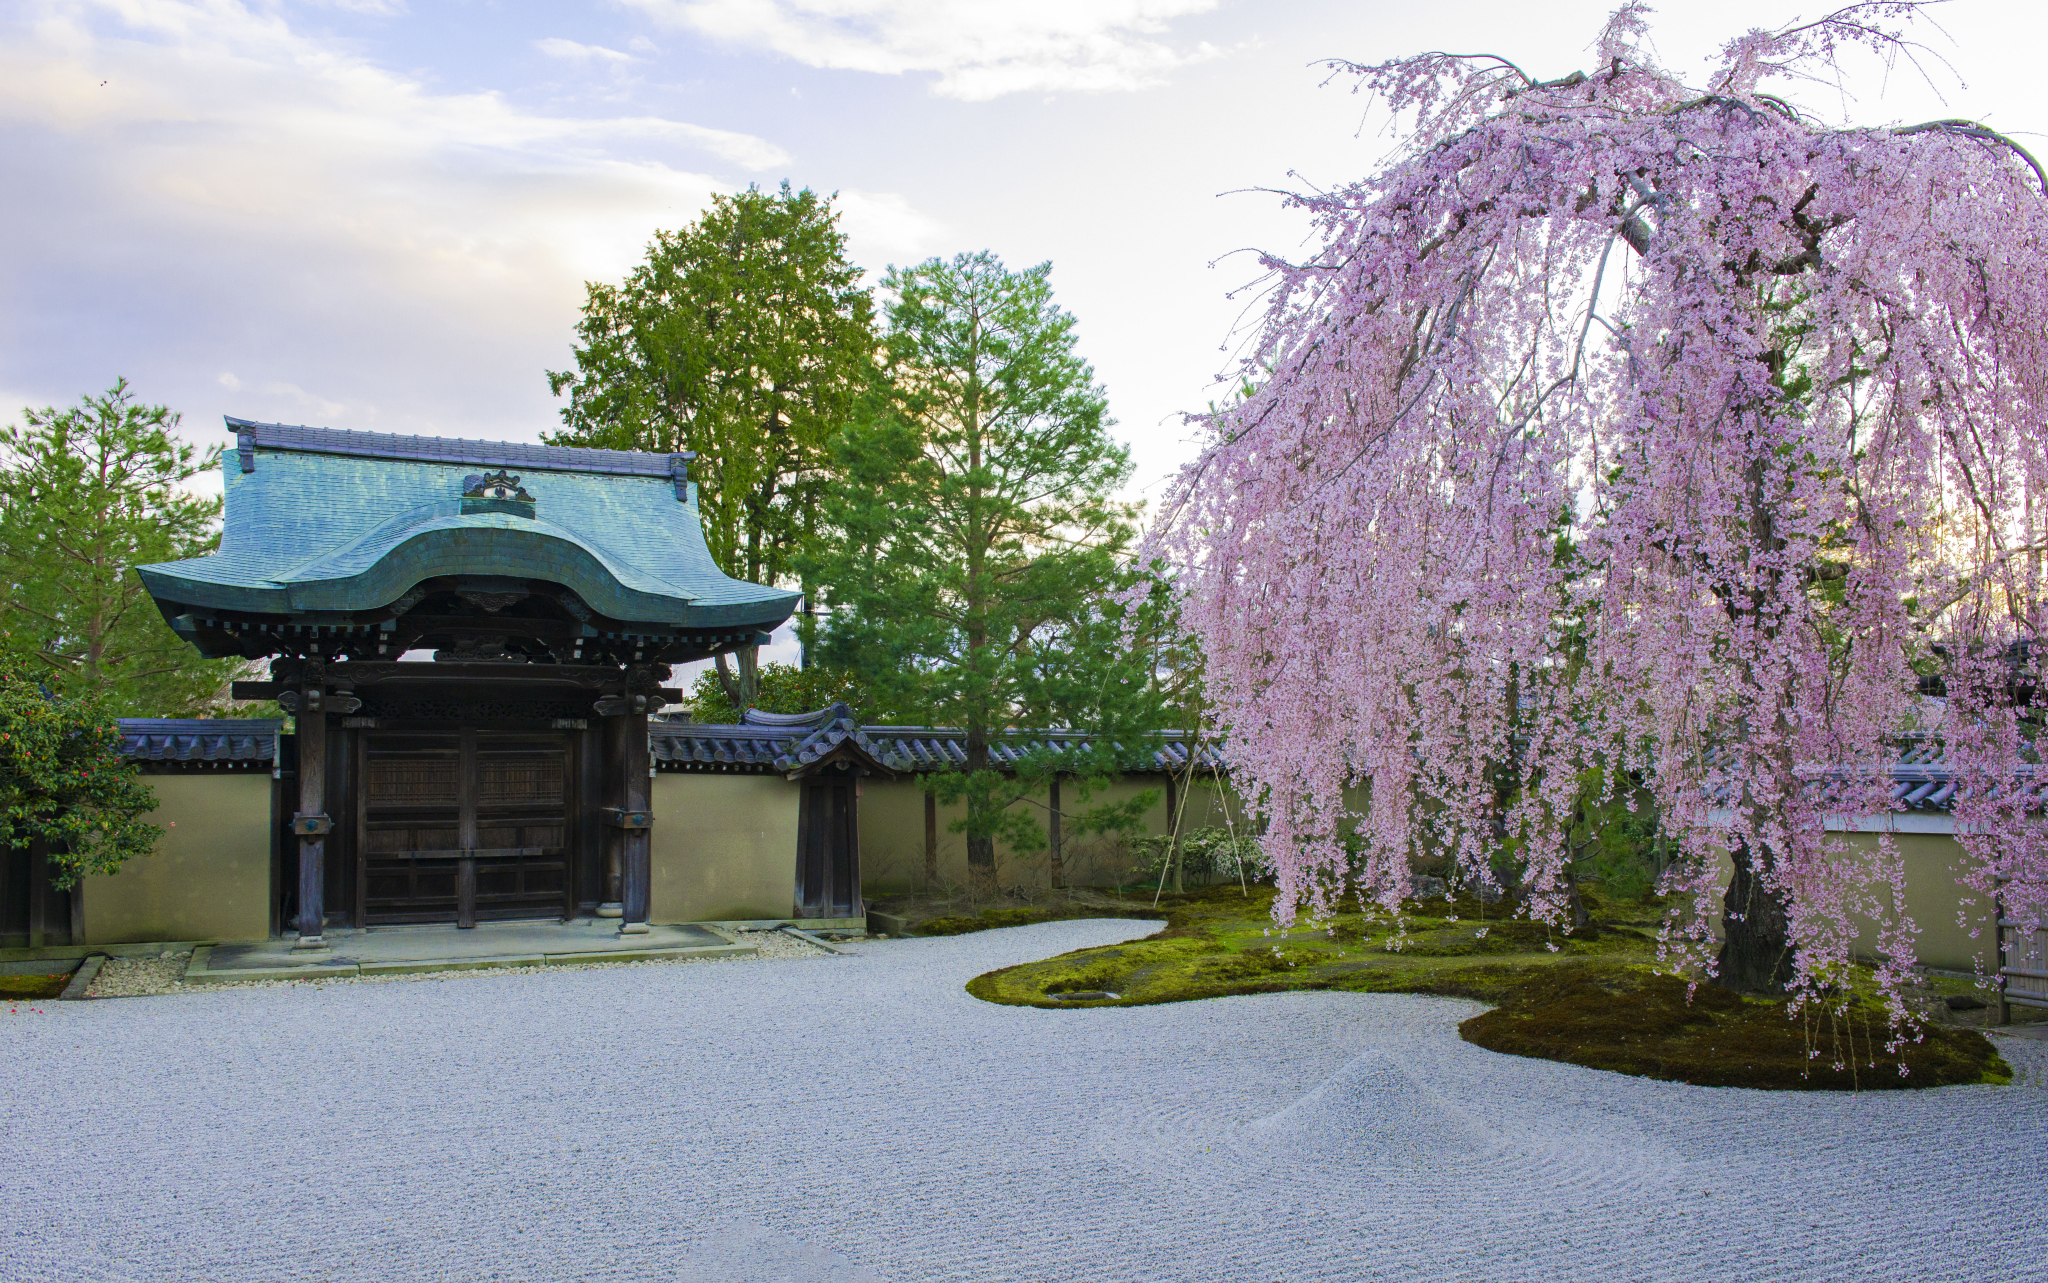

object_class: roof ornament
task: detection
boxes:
[237,429,257,473]
[668,452,697,502]
[461,469,537,517]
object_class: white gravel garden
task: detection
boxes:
[4,919,2045,1283]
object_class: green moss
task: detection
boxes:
[0,974,69,1001]
[914,903,1173,937]
[964,885,2008,1091]
[1460,966,2009,1090]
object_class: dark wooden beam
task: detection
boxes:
[456,728,478,930]
[598,712,626,920]
[295,694,329,949]
[621,703,652,931]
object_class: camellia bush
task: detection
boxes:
[1157,4,2048,1014]
[0,661,160,887]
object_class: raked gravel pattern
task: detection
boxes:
[4,918,2046,1283]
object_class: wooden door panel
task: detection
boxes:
[357,731,576,925]
[796,778,860,919]
[472,738,571,921]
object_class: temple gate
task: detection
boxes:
[136,419,797,947]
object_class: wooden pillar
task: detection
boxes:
[295,700,329,948]
[1048,774,1063,890]
[456,728,478,930]
[923,788,938,889]
[621,708,651,931]
[597,709,627,919]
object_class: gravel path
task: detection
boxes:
[4,919,2045,1283]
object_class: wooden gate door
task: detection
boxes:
[795,776,860,920]
[359,729,574,926]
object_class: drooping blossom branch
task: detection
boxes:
[1155,3,2048,1015]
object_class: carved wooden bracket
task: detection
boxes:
[277,690,363,714]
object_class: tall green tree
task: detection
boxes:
[0,380,239,716]
[545,183,878,708]
[804,251,1164,896]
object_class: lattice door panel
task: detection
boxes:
[357,731,577,926]
[471,739,572,922]
[360,735,464,925]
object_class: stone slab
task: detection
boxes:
[356,955,550,977]
[185,946,362,985]
[58,955,106,1000]
[708,917,869,934]
[0,940,213,966]
[181,924,756,984]
[780,927,853,956]
[541,943,753,966]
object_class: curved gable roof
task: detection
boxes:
[136,418,798,630]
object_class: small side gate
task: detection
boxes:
[1997,877,2048,1021]
[795,774,860,920]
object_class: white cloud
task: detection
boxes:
[534,37,639,64]
[0,0,848,442]
[627,0,1225,100]
[832,188,947,268]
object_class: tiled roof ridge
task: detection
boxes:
[117,717,282,762]
[225,417,695,480]
[649,716,1224,774]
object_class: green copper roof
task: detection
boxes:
[136,419,798,630]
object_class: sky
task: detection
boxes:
[4,0,2045,512]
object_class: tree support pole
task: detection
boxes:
[1048,774,1063,890]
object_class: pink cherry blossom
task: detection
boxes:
[1154,3,2048,1018]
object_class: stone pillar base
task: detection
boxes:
[619,921,651,936]
[595,902,624,919]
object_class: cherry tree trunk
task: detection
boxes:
[1717,841,1795,993]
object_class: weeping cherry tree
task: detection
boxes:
[1157,4,2048,1016]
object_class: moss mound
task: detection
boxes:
[966,885,1610,1009]
[1458,966,2007,1089]
[915,904,1157,936]
[965,885,2010,1091]
[0,974,70,1001]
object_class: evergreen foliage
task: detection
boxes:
[803,251,1170,894]
[545,183,878,708]
[683,661,869,723]
[0,380,240,716]
[0,658,160,888]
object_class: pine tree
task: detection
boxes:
[805,252,1167,895]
